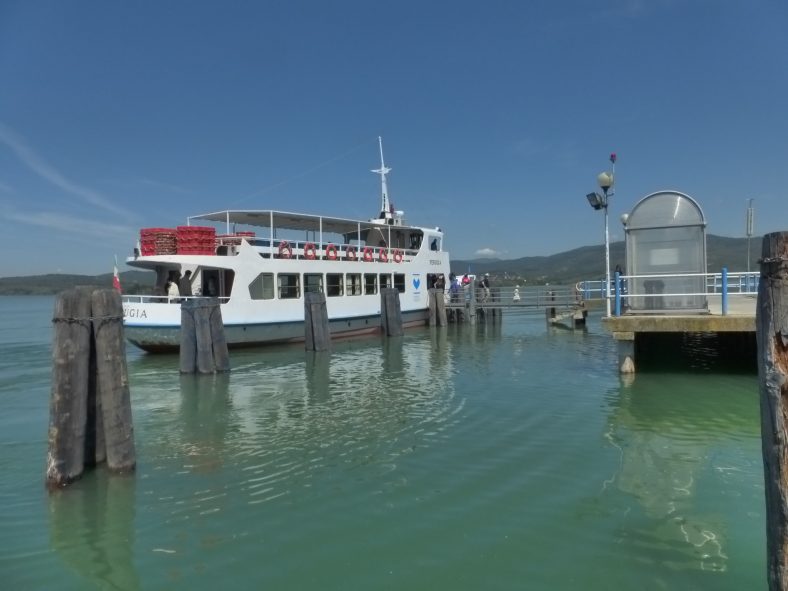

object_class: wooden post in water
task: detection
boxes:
[428,288,448,327]
[467,284,477,325]
[435,289,447,326]
[428,289,437,326]
[194,299,215,373]
[181,298,230,374]
[380,288,403,336]
[180,299,198,373]
[304,291,331,351]
[47,289,93,488]
[91,289,135,472]
[207,298,230,372]
[757,231,788,590]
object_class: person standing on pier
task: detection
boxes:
[481,273,490,302]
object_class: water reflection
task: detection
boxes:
[131,333,460,513]
[49,471,138,590]
[602,372,760,573]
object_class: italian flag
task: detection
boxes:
[113,256,122,294]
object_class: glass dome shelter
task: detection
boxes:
[623,191,707,313]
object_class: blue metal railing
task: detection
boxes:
[578,270,759,317]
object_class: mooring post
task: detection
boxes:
[304,291,331,351]
[47,289,92,488]
[436,288,447,326]
[468,283,477,325]
[91,289,135,472]
[428,288,437,326]
[380,288,403,336]
[180,299,198,373]
[208,298,230,371]
[757,232,788,590]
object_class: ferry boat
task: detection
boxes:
[122,138,451,352]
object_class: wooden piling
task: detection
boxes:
[436,289,447,326]
[757,231,788,590]
[428,289,447,326]
[207,298,230,371]
[91,289,135,472]
[194,300,215,373]
[305,292,331,351]
[381,288,403,336]
[467,285,477,325]
[179,299,198,373]
[181,298,230,373]
[428,289,437,326]
[47,289,92,488]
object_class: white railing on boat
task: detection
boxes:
[122,295,231,305]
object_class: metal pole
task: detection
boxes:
[604,203,611,317]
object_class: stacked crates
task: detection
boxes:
[140,228,178,255]
[176,226,216,255]
[216,231,256,246]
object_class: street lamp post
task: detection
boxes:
[585,154,616,316]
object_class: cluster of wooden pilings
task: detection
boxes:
[47,288,135,489]
[179,298,230,373]
[440,287,503,325]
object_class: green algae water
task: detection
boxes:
[0,296,765,589]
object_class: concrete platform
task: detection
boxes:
[601,295,756,373]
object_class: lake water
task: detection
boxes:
[0,295,765,589]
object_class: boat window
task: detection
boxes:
[326,273,343,297]
[364,273,377,295]
[249,273,275,300]
[278,273,300,299]
[304,273,323,294]
[346,273,362,296]
[379,273,392,289]
[394,273,405,293]
[409,232,423,250]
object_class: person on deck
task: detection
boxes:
[179,270,193,297]
[166,278,180,301]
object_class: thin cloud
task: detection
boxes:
[136,178,193,194]
[0,122,136,218]
[5,208,136,240]
[475,247,500,258]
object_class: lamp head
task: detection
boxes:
[597,171,614,194]
[586,192,606,210]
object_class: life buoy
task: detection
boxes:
[325,243,338,260]
[378,248,388,263]
[393,249,403,263]
[278,241,292,259]
[345,246,357,261]
[304,242,317,260]
[362,247,373,262]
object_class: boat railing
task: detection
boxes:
[122,295,231,305]
[258,238,418,262]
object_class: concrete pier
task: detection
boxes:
[602,296,756,373]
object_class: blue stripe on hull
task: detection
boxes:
[126,310,428,353]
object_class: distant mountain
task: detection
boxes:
[451,234,760,285]
[0,234,760,293]
[0,270,156,295]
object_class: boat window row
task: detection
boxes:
[249,272,406,300]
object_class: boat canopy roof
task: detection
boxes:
[187,209,436,235]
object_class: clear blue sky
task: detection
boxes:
[1,0,785,276]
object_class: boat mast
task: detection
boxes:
[371,136,393,223]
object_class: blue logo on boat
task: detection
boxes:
[413,278,420,289]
